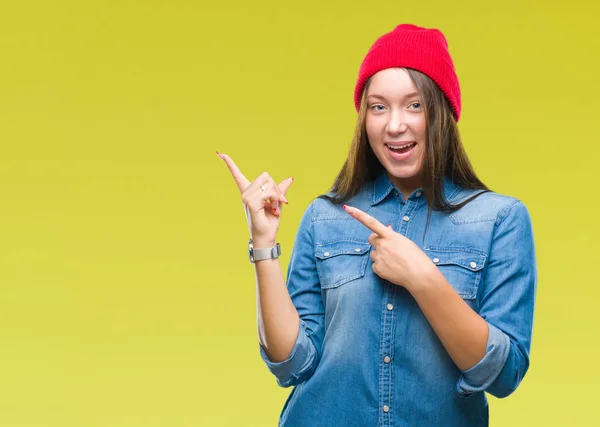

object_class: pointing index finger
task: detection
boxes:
[219,153,251,192]
[343,205,390,237]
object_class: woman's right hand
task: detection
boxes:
[218,152,293,244]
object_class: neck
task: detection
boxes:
[387,172,421,201]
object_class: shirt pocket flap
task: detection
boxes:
[315,241,371,259]
[424,248,487,299]
[315,240,372,288]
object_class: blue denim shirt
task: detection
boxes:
[259,169,537,426]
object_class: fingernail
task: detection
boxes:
[216,151,222,159]
[290,177,294,181]
[343,205,355,214]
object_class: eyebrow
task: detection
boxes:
[367,92,420,100]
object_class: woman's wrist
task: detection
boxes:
[252,236,277,248]
[406,263,443,296]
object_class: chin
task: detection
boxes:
[375,145,424,179]
[385,164,421,180]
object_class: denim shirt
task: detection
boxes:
[259,169,537,427]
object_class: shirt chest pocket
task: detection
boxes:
[423,248,487,299]
[315,240,372,289]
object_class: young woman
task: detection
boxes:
[219,23,537,427]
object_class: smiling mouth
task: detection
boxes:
[386,142,417,153]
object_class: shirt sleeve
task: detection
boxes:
[456,200,537,398]
[259,200,326,388]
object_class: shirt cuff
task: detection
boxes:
[259,320,317,387]
[456,322,511,398]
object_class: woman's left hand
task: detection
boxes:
[343,204,435,291]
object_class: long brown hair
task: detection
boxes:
[317,68,489,213]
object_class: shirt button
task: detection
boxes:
[402,215,410,222]
[354,248,361,252]
[470,261,477,268]
[384,356,391,364]
[433,258,440,263]
[323,252,330,257]
[415,191,422,197]
[386,303,394,311]
[383,405,390,413]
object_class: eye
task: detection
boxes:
[410,102,422,109]
[369,104,386,111]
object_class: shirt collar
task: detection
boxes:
[370,169,462,206]
[370,169,396,206]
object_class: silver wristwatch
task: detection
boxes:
[248,238,281,263]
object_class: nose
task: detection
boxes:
[385,109,408,135]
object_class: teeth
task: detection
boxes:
[388,142,415,150]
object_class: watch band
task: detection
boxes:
[252,244,281,261]
[248,238,281,263]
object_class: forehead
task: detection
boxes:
[367,68,419,98]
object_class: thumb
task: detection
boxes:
[277,176,294,203]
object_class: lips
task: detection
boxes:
[385,141,416,150]
[385,141,417,160]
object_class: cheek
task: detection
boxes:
[365,117,383,142]
[365,120,375,137]
[416,118,427,140]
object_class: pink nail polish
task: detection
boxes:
[343,205,356,214]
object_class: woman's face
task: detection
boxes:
[365,68,426,196]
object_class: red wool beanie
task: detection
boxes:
[354,24,462,122]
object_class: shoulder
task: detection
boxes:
[308,184,373,221]
[447,188,531,226]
